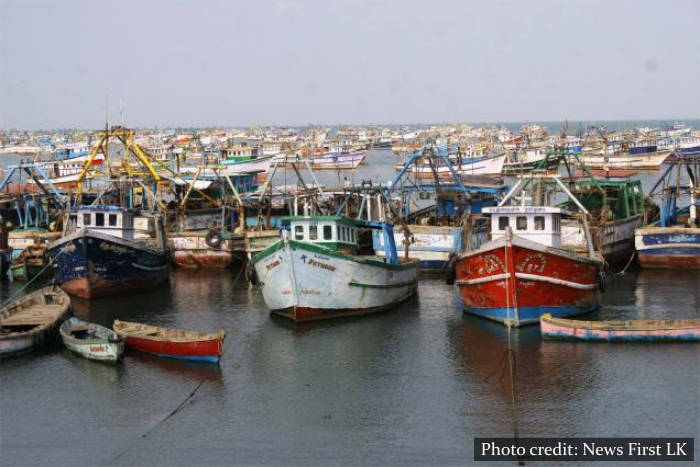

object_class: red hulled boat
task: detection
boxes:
[113,320,225,363]
[453,191,603,327]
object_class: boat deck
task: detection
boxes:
[1,305,68,326]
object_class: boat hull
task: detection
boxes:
[10,261,48,282]
[455,238,600,327]
[121,336,223,363]
[253,239,418,322]
[634,227,700,269]
[0,334,36,356]
[222,155,275,174]
[372,225,479,273]
[48,230,170,299]
[59,318,125,362]
[170,232,242,268]
[580,151,669,169]
[62,336,125,362]
[413,154,506,177]
[0,287,71,357]
[541,315,700,341]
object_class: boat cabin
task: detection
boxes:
[68,206,158,241]
[483,206,567,248]
[285,216,360,253]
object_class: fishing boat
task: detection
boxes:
[579,151,669,170]
[251,215,419,322]
[0,286,71,356]
[560,175,648,265]
[540,314,700,341]
[113,320,225,363]
[412,153,506,177]
[374,147,505,272]
[308,153,365,170]
[10,244,50,281]
[452,175,603,327]
[501,148,561,175]
[220,144,276,174]
[48,205,170,299]
[59,317,125,362]
[635,153,699,269]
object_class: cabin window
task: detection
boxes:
[553,216,560,232]
[323,225,333,240]
[95,213,105,227]
[498,216,509,230]
[109,214,118,227]
[516,216,527,230]
[309,225,318,240]
[534,216,545,231]
[295,225,304,240]
[82,213,91,226]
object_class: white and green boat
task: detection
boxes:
[251,216,419,322]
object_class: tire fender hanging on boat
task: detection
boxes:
[205,229,223,249]
[245,261,259,285]
[445,253,457,285]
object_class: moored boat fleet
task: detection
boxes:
[0,120,698,362]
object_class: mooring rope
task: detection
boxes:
[111,379,206,463]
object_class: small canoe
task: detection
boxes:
[0,286,71,357]
[540,314,700,342]
[113,320,225,363]
[60,317,125,363]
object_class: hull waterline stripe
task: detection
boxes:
[131,263,169,271]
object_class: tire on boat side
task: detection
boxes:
[205,229,223,249]
[445,254,457,285]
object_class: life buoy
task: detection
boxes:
[205,229,223,249]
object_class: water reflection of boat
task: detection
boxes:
[128,350,224,383]
[446,313,596,407]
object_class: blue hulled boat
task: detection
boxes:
[48,206,170,299]
[634,154,700,269]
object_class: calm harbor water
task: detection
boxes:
[1,148,699,466]
[1,269,698,465]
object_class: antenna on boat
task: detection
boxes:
[119,97,124,127]
[104,93,109,166]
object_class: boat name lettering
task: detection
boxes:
[478,254,506,275]
[89,346,105,352]
[300,289,321,295]
[100,243,129,255]
[266,259,281,271]
[516,253,547,273]
[308,258,336,272]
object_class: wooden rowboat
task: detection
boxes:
[540,314,700,342]
[0,286,71,357]
[113,320,225,363]
[60,317,125,363]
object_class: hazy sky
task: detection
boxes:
[1,0,698,129]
